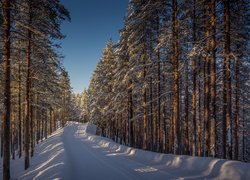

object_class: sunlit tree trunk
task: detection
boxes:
[210,0,217,157]
[3,0,11,179]
[150,77,154,151]
[204,1,210,157]
[18,51,22,158]
[222,0,232,159]
[191,0,197,157]
[172,0,180,154]
[198,57,202,157]
[128,80,134,147]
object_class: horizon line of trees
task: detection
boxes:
[76,0,250,162]
[0,0,73,179]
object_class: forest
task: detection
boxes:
[0,0,75,179]
[0,0,250,180]
[75,0,250,162]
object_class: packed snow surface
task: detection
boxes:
[1,122,249,180]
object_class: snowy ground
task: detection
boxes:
[1,122,250,180]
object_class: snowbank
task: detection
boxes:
[0,127,67,180]
[85,122,97,134]
[85,131,250,179]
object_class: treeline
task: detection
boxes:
[76,0,250,162]
[0,0,72,179]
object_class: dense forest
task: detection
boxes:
[0,0,75,179]
[1,0,250,179]
[76,0,250,163]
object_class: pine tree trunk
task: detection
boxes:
[18,52,22,158]
[222,0,231,159]
[128,80,134,147]
[41,112,44,142]
[1,115,3,158]
[22,104,26,148]
[30,92,34,157]
[172,0,180,155]
[25,3,32,169]
[155,15,162,152]
[157,41,162,153]
[163,103,168,153]
[198,57,202,157]
[36,96,40,144]
[185,58,190,155]
[143,45,147,150]
[150,77,154,151]
[45,110,48,139]
[53,110,56,132]
[169,94,173,153]
[191,0,197,156]
[3,0,11,179]
[210,0,217,157]
[50,107,53,135]
[242,108,246,161]
[11,113,16,160]
[204,2,210,157]
[234,48,240,160]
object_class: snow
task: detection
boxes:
[1,122,250,180]
[85,122,97,134]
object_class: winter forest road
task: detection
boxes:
[10,122,249,180]
[62,123,179,180]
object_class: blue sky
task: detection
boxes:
[60,0,128,93]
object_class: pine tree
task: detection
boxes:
[2,0,11,179]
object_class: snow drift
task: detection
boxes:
[85,122,97,134]
[86,131,250,179]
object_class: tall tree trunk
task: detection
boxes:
[11,113,15,160]
[184,58,190,155]
[204,1,210,157]
[210,0,217,157]
[169,100,173,153]
[234,50,240,160]
[41,112,44,142]
[30,91,34,157]
[143,44,147,150]
[172,0,180,155]
[18,51,22,158]
[163,103,168,153]
[53,109,56,132]
[155,15,162,152]
[36,95,40,144]
[128,80,134,147]
[25,2,32,169]
[198,57,202,157]
[50,107,53,135]
[242,108,246,161]
[45,110,48,139]
[191,0,197,156]
[150,77,154,151]
[3,0,11,179]
[222,0,231,159]
[1,115,3,158]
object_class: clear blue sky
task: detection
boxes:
[60,0,128,94]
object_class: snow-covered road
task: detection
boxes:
[3,122,250,180]
[62,124,178,180]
